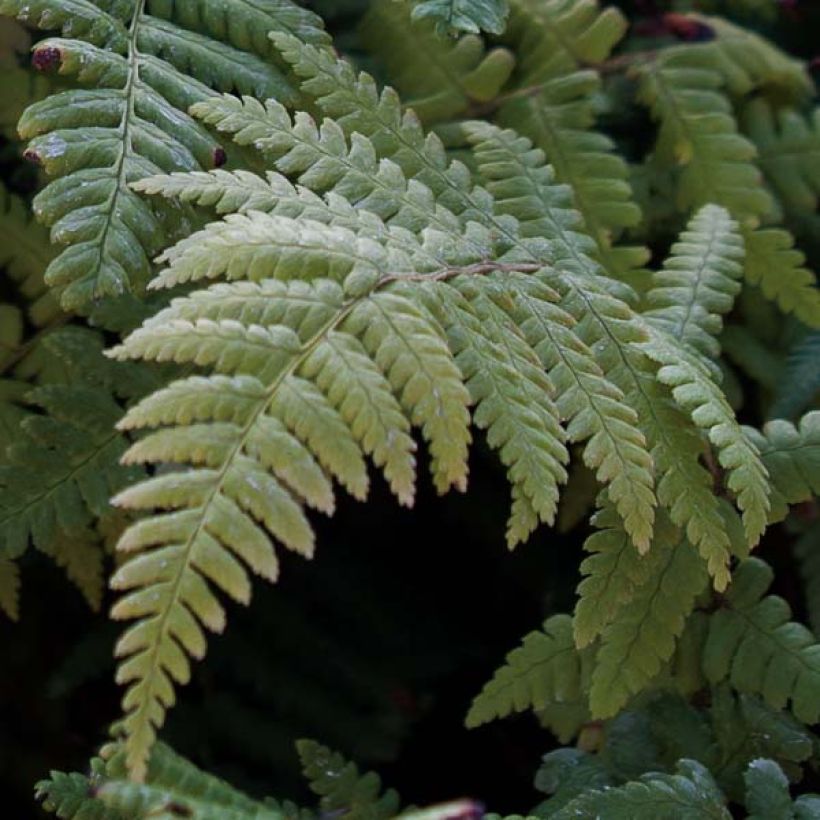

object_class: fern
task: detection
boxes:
[636,24,820,328]
[405,0,510,35]
[37,742,292,820]
[496,0,646,282]
[643,204,743,361]
[551,759,730,820]
[0,0,327,309]
[465,614,590,731]
[703,557,820,724]
[360,4,514,125]
[297,739,401,820]
[587,512,710,719]
[745,413,820,522]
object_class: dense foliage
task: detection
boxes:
[1,0,820,817]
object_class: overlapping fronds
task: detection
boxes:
[702,558,820,724]
[0,0,327,309]
[587,511,710,718]
[360,3,514,124]
[37,742,291,820]
[496,0,645,280]
[44,15,794,783]
[742,100,820,226]
[405,0,510,35]
[636,27,820,327]
[298,740,401,820]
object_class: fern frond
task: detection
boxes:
[698,13,812,102]
[107,229,492,777]
[589,512,709,719]
[0,557,19,620]
[38,742,288,820]
[742,100,820,223]
[551,759,730,820]
[496,0,645,280]
[465,614,590,728]
[637,50,771,225]
[745,413,820,522]
[770,331,820,420]
[744,758,795,820]
[361,4,514,124]
[37,767,125,820]
[0,0,326,309]
[0,381,141,560]
[405,0,510,35]
[182,72,659,547]
[467,123,744,574]
[707,685,815,799]
[644,204,744,360]
[703,557,820,724]
[637,42,820,326]
[741,229,820,329]
[463,123,657,550]
[637,328,770,545]
[423,278,566,543]
[298,739,400,820]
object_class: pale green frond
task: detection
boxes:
[361,3,514,124]
[744,413,820,523]
[637,47,820,326]
[147,213,396,290]
[551,759,730,820]
[465,614,591,728]
[342,291,471,493]
[300,331,417,505]
[703,557,820,724]
[589,513,710,719]
[405,0,510,35]
[644,204,744,360]
[464,123,658,550]
[298,739,401,820]
[638,328,770,546]
[426,279,567,545]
